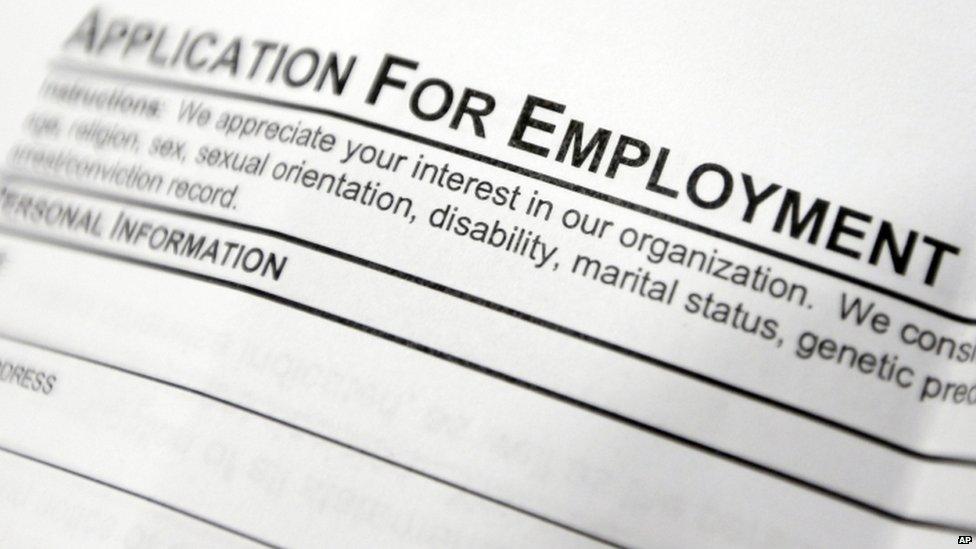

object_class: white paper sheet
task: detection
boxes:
[1,2,974,547]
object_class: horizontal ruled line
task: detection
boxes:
[0,314,623,547]
[0,443,280,548]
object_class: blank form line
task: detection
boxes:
[0,443,280,548]
[5,170,975,468]
[46,58,976,326]
[0,332,625,548]
[0,227,972,536]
